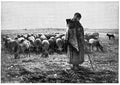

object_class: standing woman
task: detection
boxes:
[65,12,84,70]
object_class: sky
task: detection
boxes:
[1,1,119,30]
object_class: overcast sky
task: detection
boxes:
[1,1,119,30]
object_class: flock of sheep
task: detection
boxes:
[2,32,113,59]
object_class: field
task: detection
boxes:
[1,28,119,83]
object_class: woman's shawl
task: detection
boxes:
[65,19,85,65]
[65,19,79,51]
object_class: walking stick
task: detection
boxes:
[87,53,95,71]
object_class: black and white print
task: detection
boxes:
[1,1,119,83]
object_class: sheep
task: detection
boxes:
[44,34,54,39]
[56,38,64,53]
[12,40,20,59]
[28,36,35,51]
[61,36,67,52]
[17,37,25,43]
[34,34,40,39]
[84,32,99,41]
[4,38,16,52]
[92,32,99,39]
[89,38,103,52]
[3,37,20,59]
[40,34,47,41]
[48,37,56,54]
[19,39,31,57]
[23,34,28,39]
[28,36,35,43]
[41,40,50,58]
[55,34,64,39]
[84,39,91,53]
[17,34,21,38]
[2,35,10,48]
[34,38,42,54]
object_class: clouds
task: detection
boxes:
[1,1,119,29]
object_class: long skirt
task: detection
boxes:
[67,44,84,65]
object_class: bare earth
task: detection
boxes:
[1,28,119,83]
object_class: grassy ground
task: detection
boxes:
[1,29,119,83]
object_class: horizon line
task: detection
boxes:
[1,27,119,31]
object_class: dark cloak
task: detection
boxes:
[65,19,84,65]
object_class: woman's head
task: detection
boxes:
[73,12,82,21]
